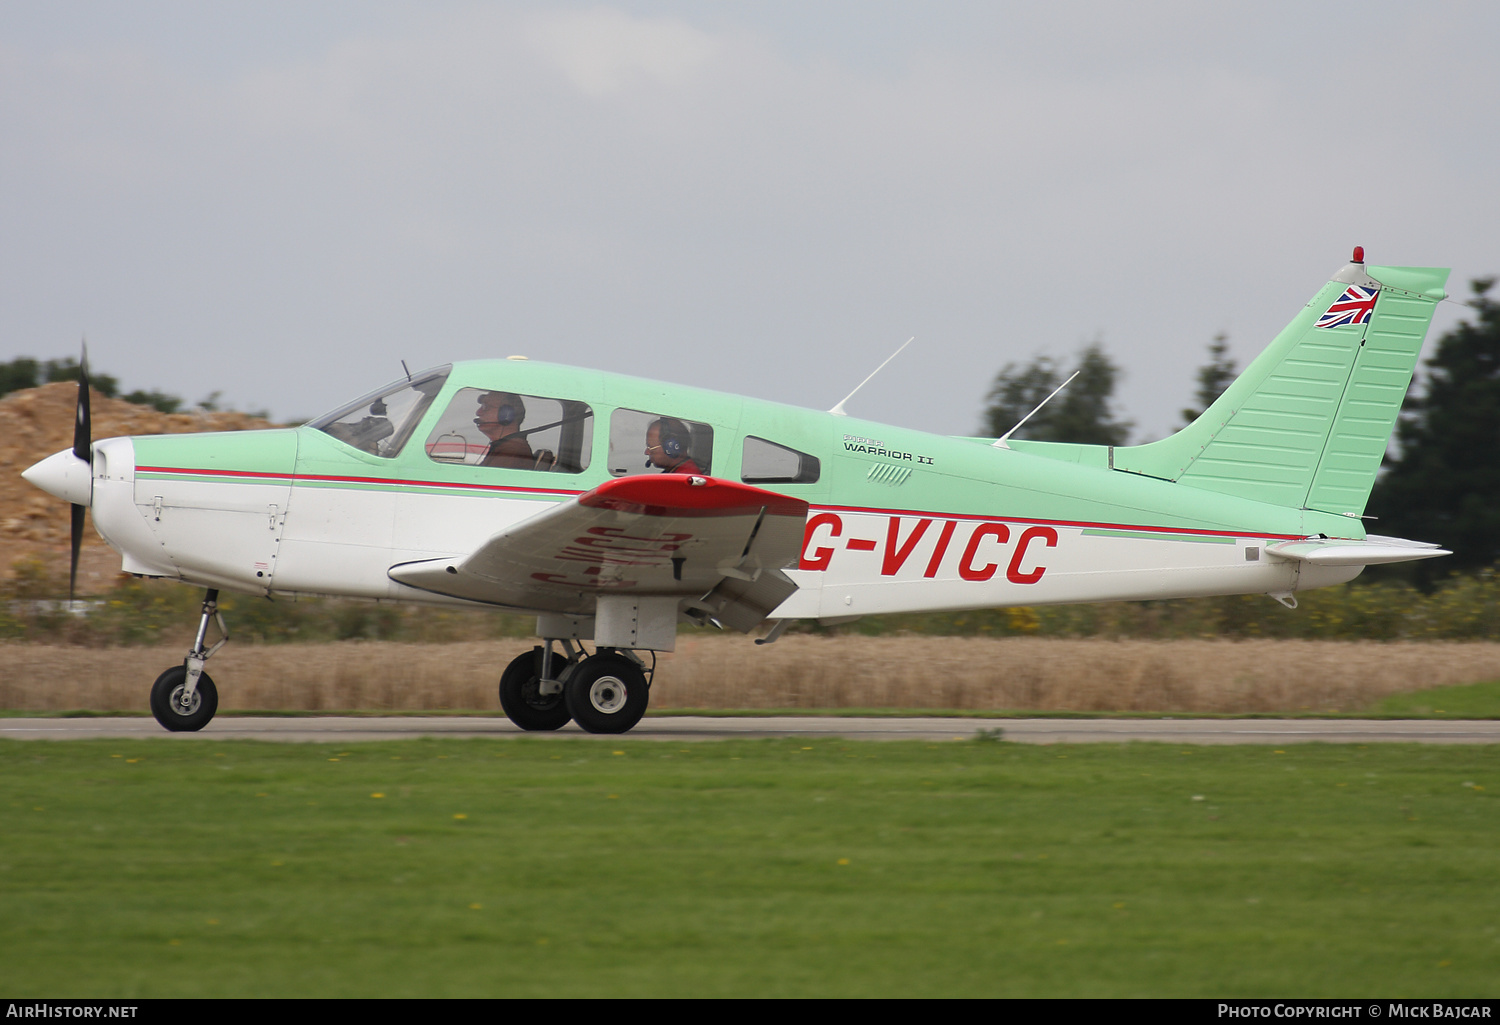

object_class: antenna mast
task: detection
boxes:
[992,370,1079,449]
[829,337,914,417]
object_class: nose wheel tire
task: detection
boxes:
[149,666,219,732]
[499,648,573,731]
[564,654,649,734]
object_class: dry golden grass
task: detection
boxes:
[5,635,1500,714]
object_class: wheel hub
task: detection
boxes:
[587,676,627,714]
[522,679,562,710]
[170,685,200,716]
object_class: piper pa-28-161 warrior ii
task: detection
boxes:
[23,248,1453,734]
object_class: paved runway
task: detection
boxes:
[3,715,1499,744]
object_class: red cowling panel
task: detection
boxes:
[577,475,808,519]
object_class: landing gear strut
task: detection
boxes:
[150,589,229,732]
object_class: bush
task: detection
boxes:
[7,560,1500,648]
[826,563,1500,641]
[2,564,535,647]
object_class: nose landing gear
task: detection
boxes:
[149,589,229,732]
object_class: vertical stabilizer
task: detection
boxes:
[1111,253,1448,517]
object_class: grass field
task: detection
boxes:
[6,636,1500,715]
[1370,680,1500,719]
[2,737,1497,997]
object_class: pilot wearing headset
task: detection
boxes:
[476,391,535,469]
[644,417,701,474]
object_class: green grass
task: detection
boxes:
[2,738,1497,997]
[1368,680,1500,718]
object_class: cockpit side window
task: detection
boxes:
[424,387,594,473]
[608,409,713,476]
[742,436,820,484]
[309,367,450,458]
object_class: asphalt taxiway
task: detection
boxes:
[2,716,1498,744]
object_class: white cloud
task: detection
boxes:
[1,3,1495,434]
[525,7,720,98]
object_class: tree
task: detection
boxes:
[1369,278,1500,582]
[980,342,1131,445]
[37,357,119,398]
[0,357,39,398]
[122,389,183,414]
[1181,332,1236,425]
[0,354,181,411]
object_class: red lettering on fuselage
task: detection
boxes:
[881,517,931,576]
[800,512,1054,584]
[924,520,957,577]
[1006,526,1057,584]
[959,522,1011,581]
[800,512,843,571]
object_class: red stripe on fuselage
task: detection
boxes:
[137,465,584,499]
[135,466,1305,541]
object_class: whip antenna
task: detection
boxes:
[829,337,914,417]
[993,371,1079,449]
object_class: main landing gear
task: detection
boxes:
[150,589,229,732]
[499,641,653,735]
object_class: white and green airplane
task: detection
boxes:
[24,248,1451,734]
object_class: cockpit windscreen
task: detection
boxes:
[309,366,451,458]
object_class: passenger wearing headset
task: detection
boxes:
[476,391,535,469]
[644,417,701,474]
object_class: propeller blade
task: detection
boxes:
[70,342,91,604]
[70,502,85,603]
[73,343,91,465]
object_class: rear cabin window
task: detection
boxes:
[742,436,820,484]
[425,388,593,473]
[607,409,713,476]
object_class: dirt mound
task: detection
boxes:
[1,383,277,589]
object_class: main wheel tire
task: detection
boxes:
[564,653,649,734]
[149,666,219,732]
[498,648,572,731]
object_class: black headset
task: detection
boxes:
[655,417,691,460]
[475,393,525,427]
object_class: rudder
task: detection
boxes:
[1111,252,1448,516]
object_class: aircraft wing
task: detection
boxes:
[1265,534,1450,567]
[388,475,810,632]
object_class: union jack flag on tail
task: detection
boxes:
[1316,285,1379,328]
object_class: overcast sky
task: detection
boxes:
[3,1,1496,439]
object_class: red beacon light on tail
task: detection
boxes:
[1352,245,1365,263]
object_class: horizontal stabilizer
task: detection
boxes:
[1265,534,1450,567]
